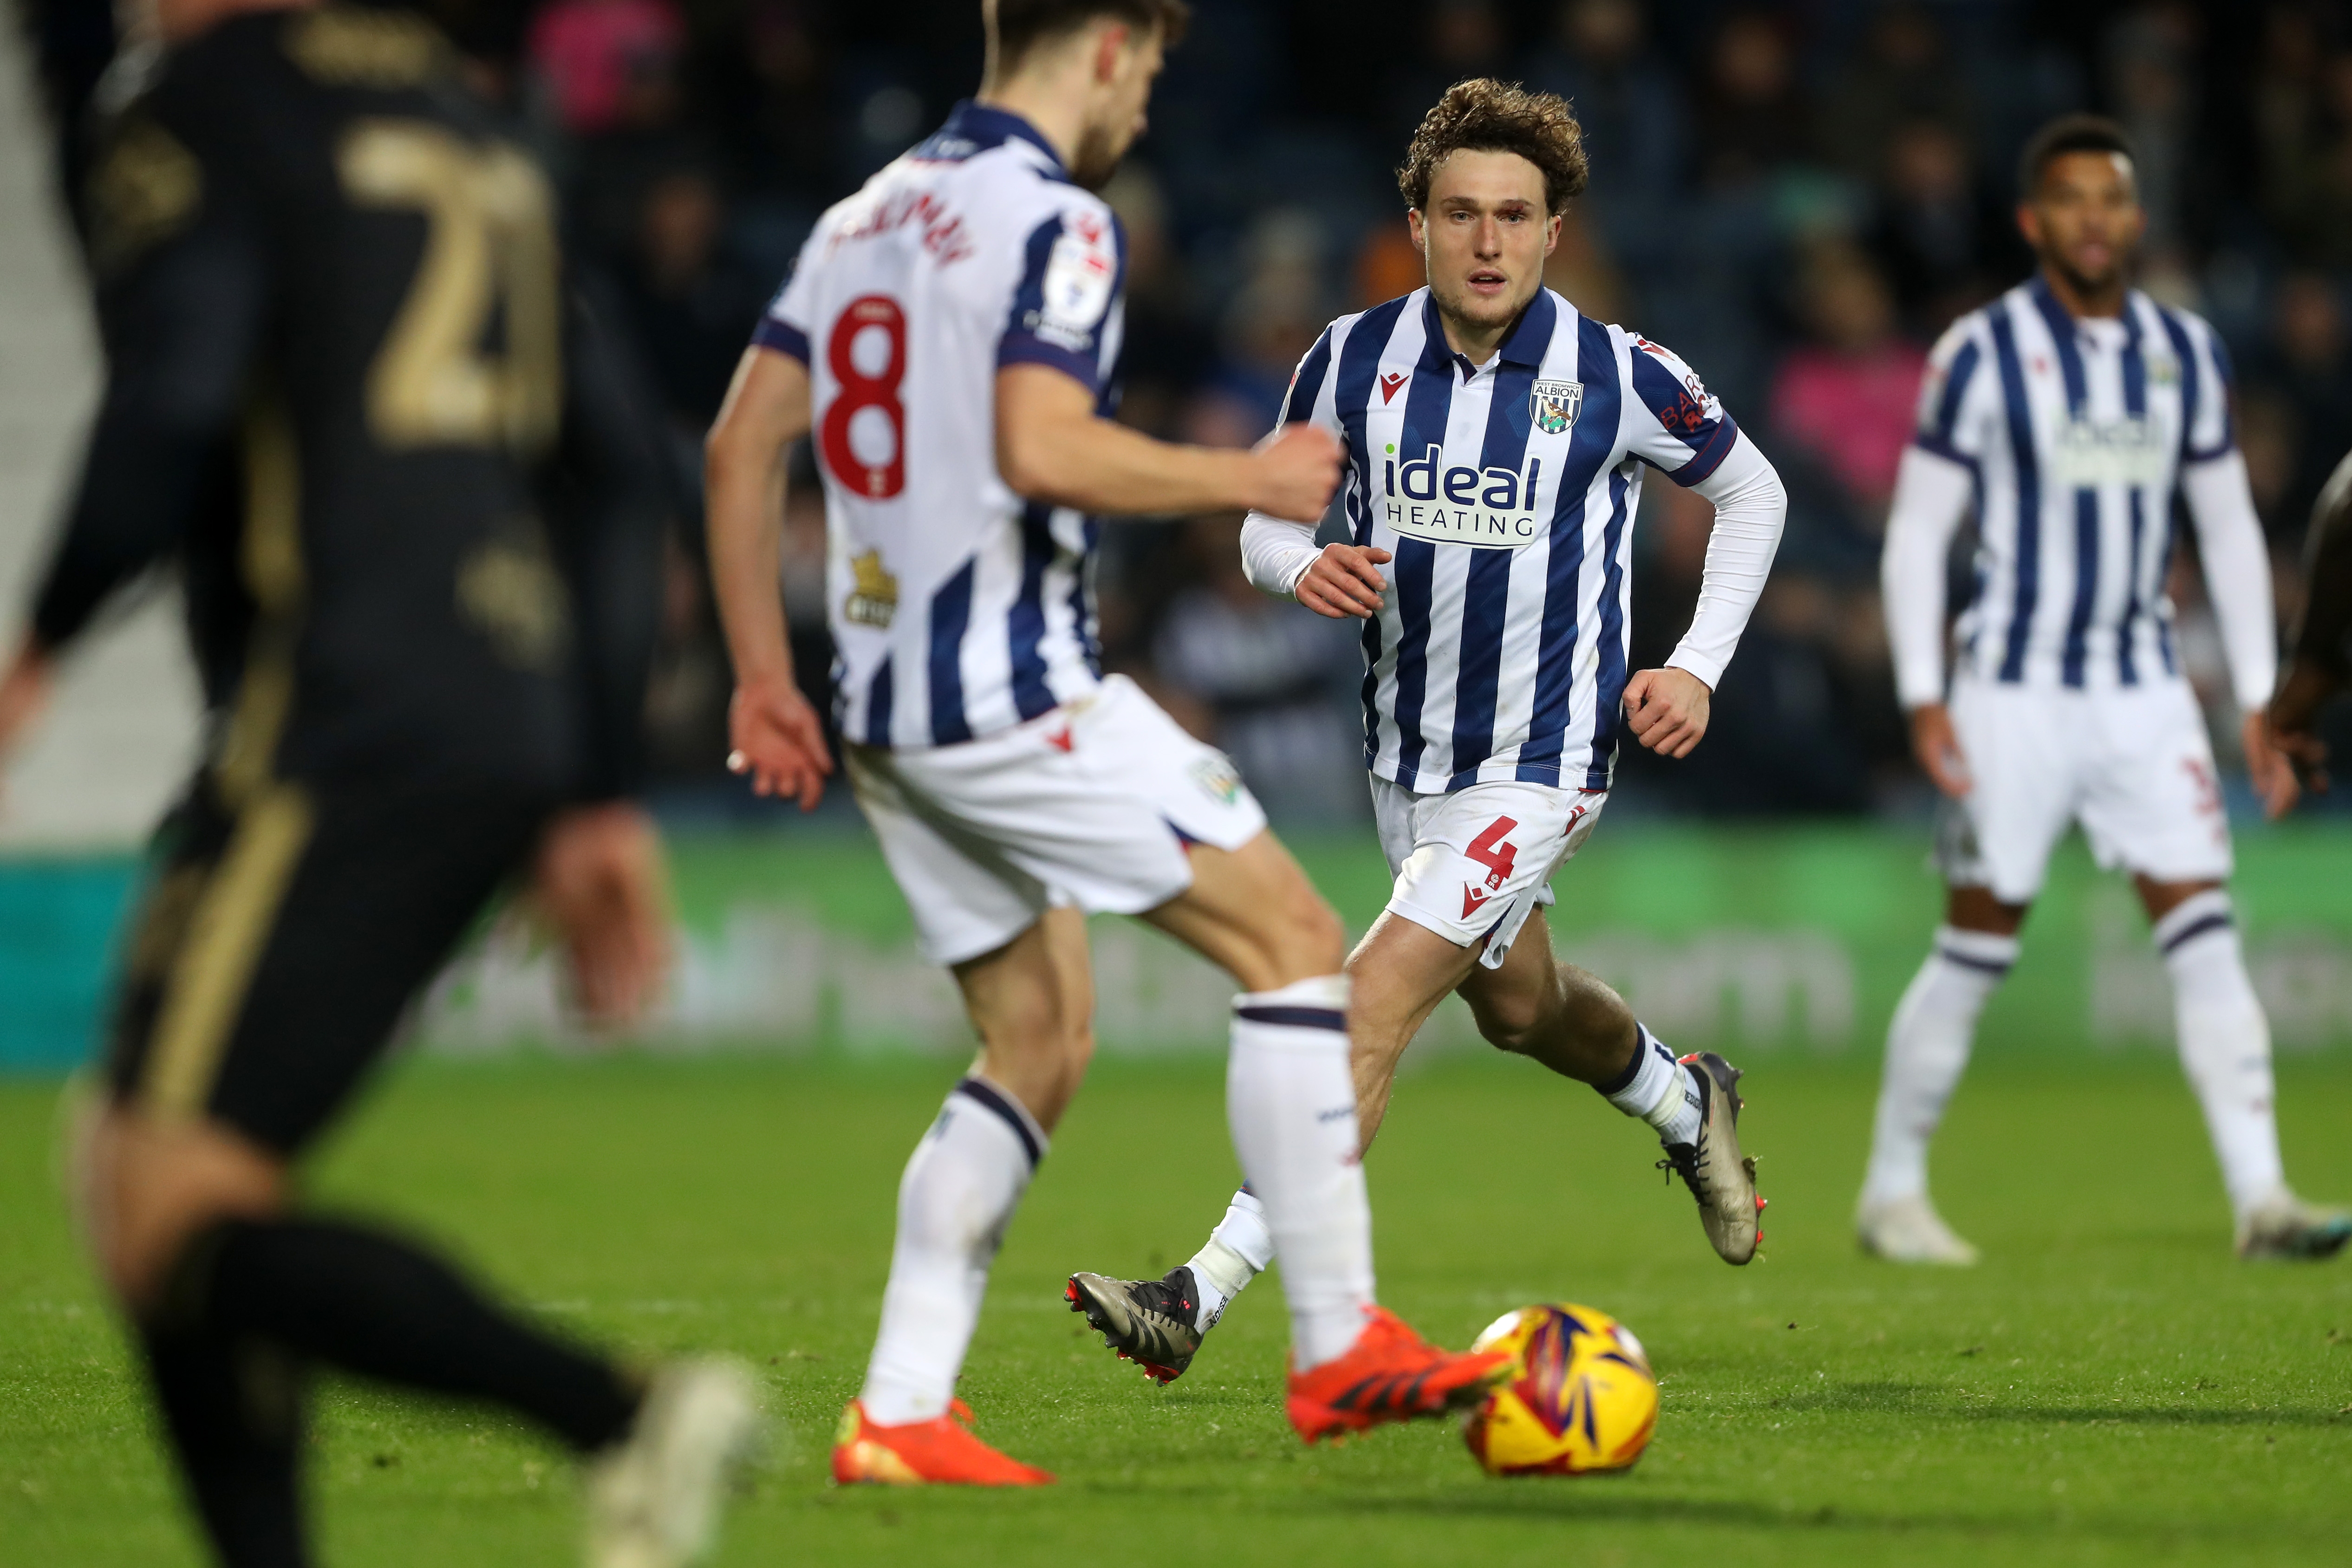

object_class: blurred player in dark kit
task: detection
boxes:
[0,0,756,1561]
[2269,449,2352,792]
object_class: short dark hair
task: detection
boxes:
[987,0,1190,73]
[1397,78,1590,214]
[2018,112,2137,198]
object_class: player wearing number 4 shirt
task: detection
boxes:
[1857,114,2350,1266]
[707,0,1518,1484]
[1066,80,1791,1390]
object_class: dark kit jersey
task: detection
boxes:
[42,2,664,803]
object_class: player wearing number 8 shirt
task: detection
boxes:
[0,4,760,1564]
[708,0,1518,1485]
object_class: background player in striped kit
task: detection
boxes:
[1859,114,2350,1265]
[1067,80,1789,1386]
[707,0,1516,1484]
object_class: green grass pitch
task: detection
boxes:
[4,1050,2350,1566]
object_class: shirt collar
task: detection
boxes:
[933,100,1067,178]
[2028,272,2137,335]
[1418,287,1558,377]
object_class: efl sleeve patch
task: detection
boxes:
[1037,210,1116,345]
[1000,206,1123,384]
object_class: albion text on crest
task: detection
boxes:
[1530,379,1583,435]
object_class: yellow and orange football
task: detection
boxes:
[1460,1302,1658,1476]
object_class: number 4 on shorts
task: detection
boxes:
[1467,816,1518,892]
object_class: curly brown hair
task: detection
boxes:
[1397,78,1590,214]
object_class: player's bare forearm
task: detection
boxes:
[705,346,808,686]
[1624,667,1710,759]
[705,346,832,807]
[997,365,1339,522]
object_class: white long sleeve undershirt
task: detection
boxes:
[1662,431,1787,689]
[2179,450,2279,714]
[1239,429,1788,691]
[1881,445,2278,713]
[1881,445,1977,709]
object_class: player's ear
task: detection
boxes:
[1407,209,1427,255]
[1093,20,1129,83]
[1544,212,1561,258]
[2014,202,2041,249]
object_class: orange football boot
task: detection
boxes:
[1285,1306,1512,1444]
[830,1399,1055,1486]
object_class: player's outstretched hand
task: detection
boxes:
[2244,709,2303,821]
[727,674,833,811]
[1297,543,1392,619]
[1907,702,1972,797]
[1624,667,1710,759]
[533,802,673,1030]
[1249,423,1343,524]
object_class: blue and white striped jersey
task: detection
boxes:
[1279,287,1742,793]
[1914,277,2235,692]
[757,101,1118,749]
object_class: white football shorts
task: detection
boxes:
[845,674,1269,966]
[1371,776,1607,969]
[1938,672,2232,904]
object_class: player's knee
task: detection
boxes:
[1471,985,1547,1055]
[1056,1018,1097,1081]
[1270,886,1347,982]
[79,1109,285,1314]
[1473,963,1632,1070]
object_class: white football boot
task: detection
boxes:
[586,1358,761,1568]
[2235,1191,2352,1261]
[1857,1193,1981,1266]
[1656,1052,1764,1265]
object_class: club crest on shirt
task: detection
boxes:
[1530,379,1583,435]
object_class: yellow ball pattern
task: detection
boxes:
[1461,1303,1659,1476]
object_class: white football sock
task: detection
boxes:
[1859,926,2015,1208]
[859,1076,1044,1425]
[1225,974,1374,1371]
[1598,1025,1702,1145]
[2157,892,2286,1222]
[1186,1188,1273,1330]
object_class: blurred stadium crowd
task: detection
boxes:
[22,0,2352,821]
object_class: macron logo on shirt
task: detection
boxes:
[1379,371,1408,403]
